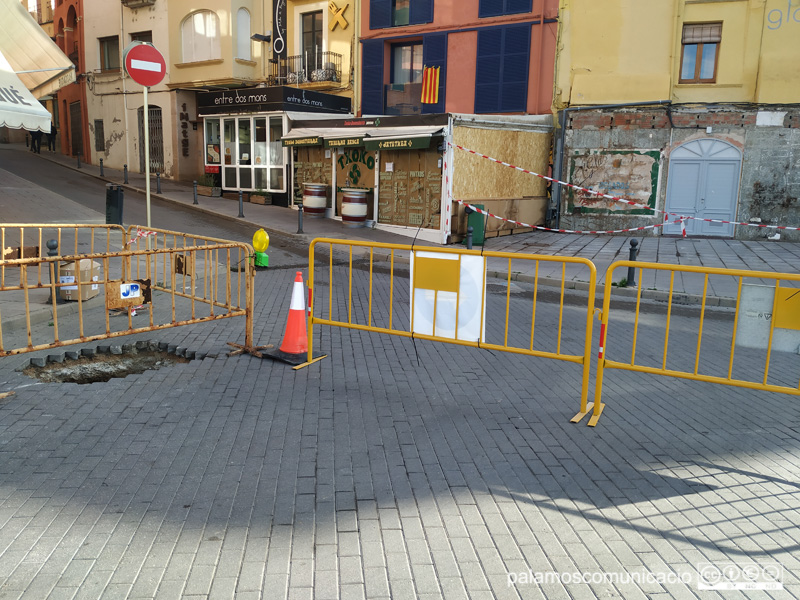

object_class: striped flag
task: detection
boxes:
[421,66,440,104]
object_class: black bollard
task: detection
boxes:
[466,226,474,250]
[76,153,81,169]
[123,164,128,184]
[46,239,61,305]
[297,202,304,233]
[627,239,639,287]
[156,173,162,194]
[238,190,244,218]
[193,180,198,205]
[99,158,104,176]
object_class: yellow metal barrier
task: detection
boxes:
[307,238,598,418]
[0,231,254,356]
[581,260,800,427]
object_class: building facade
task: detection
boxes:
[53,0,88,158]
[553,0,800,240]
[359,0,558,117]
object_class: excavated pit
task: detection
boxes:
[24,347,191,384]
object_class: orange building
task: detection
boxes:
[53,0,88,159]
[359,0,557,116]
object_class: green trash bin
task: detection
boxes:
[463,203,485,247]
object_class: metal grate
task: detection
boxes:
[138,105,164,174]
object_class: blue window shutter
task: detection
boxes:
[370,0,392,29]
[410,0,434,25]
[479,0,504,18]
[475,25,530,113]
[500,25,530,112]
[475,28,503,113]
[361,40,384,115]
[506,0,533,15]
[422,34,447,114]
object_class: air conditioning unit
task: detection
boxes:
[121,0,156,8]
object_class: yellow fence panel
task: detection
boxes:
[582,260,800,427]
[307,238,597,419]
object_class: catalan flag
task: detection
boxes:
[421,66,440,104]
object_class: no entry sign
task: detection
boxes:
[123,42,166,87]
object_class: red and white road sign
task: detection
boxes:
[123,43,166,87]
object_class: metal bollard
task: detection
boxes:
[156,172,161,194]
[99,158,104,176]
[466,226,474,250]
[238,190,244,218]
[46,239,61,305]
[76,152,81,169]
[123,164,128,184]
[297,202,304,233]
[193,180,198,205]
[627,239,639,287]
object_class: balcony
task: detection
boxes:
[385,83,423,115]
[121,0,156,7]
[268,51,343,90]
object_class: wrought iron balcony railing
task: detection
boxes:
[269,51,343,87]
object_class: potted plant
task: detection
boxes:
[196,173,221,197]
[248,187,271,205]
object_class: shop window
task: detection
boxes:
[205,118,221,164]
[99,36,120,72]
[130,31,153,44]
[370,0,433,30]
[181,10,221,63]
[302,10,323,70]
[680,22,721,83]
[237,8,251,60]
[475,24,530,113]
[478,0,532,18]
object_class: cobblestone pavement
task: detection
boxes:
[1,146,799,599]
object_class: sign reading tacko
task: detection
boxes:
[123,42,166,87]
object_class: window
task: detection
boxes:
[391,43,422,84]
[479,0,532,18]
[99,36,120,71]
[130,31,153,44]
[94,119,105,152]
[181,11,221,63]
[369,0,433,29]
[237,8,251,60]
[475,25,531,113]
[680,23,721,83]
[302,11,323,69]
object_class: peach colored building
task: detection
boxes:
[358,0,557,116]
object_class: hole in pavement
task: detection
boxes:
[24,350,189,384]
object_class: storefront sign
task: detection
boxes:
[329,1,349,31]
[273,0,287,59]
[205,165,220,174]
[282,136,321,147]
[336,149,376,189]
[197,86,350,116]
[179,103,190,158]
[365,136,432,151]
[325,137,363,148]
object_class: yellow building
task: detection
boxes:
[552,0,800,240]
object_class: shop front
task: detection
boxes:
[197,86,350,206]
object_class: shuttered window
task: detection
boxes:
[421,34,447,114]
[479,0,532,18]
[361,40,385,115]
[370,0,433,30]
[475,25,530,113]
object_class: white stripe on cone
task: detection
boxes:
[289,276,305,310]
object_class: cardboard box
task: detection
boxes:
[59,259,102,301]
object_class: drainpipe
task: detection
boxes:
[120,3,130,172]
[550,100,672,229]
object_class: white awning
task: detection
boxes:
[0,0,75,99]
[0,49,51,131]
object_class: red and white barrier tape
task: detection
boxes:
[129,228,158,245]
[450,142,800,233]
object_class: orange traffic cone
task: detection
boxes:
[279,271,308,355]
[263,271,325,366]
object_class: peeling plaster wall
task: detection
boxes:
[560,107,800,241]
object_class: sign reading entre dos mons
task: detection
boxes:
[567,150,660,214]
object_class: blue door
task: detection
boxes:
[664,139,741,237]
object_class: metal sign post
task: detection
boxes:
[123,42,166,229]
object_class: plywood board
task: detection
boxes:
[452,127,550,200]
[293,146,331,204]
